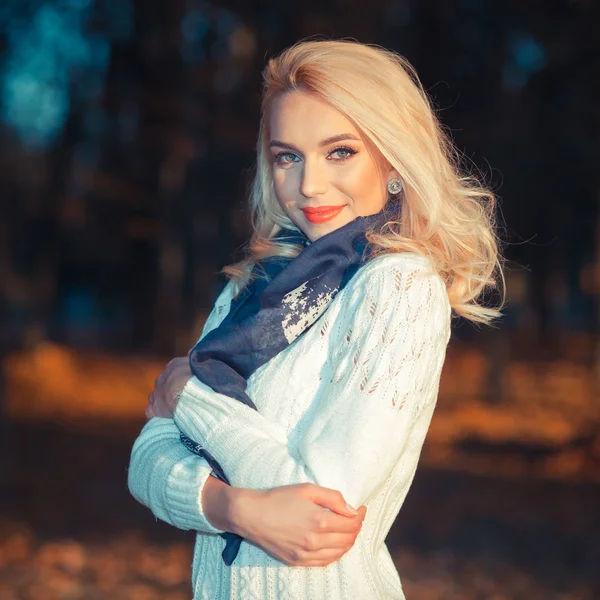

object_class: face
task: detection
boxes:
[268,90,393,242]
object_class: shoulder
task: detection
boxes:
[350,252,446,297]
[365,250,436,273]
[340,252,451,331]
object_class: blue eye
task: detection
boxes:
[328,146,358,161]
[275,152,300,165]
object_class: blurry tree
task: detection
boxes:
[0,0,597,371]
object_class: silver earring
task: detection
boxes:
[387,177,403,197]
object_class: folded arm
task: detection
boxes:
[174,255,451,509]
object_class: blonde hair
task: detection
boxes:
[222,39,504,324]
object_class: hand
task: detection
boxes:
[230,483,367,567]
[145,356,192,420]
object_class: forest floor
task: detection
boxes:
[0,341,599,599]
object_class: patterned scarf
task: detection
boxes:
[181,208,389,565]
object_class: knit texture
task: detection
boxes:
[128,252,451,599]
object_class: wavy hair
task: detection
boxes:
[222,39,504,324]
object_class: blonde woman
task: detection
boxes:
[128,39,502,599]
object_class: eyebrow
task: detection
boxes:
[269,133,361,152]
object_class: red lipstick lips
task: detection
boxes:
[301,205,345,224]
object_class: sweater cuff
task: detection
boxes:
[174,376,238,444]
[165,457,225,535]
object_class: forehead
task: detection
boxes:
[268,90,360,143]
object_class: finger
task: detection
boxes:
[148,388,165,414]
[155,369,166,389]
[295,547,348,567]
[155,357,179,388]
[173,360,193,376]
[170,357,189,373]
[309,532,358,550]
[150,400,172,418]
[318,510,364,534]
[161,362,191,393]
[307,485,358,517]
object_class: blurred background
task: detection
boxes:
[0,0,599,599]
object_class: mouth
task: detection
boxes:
[300,205,346,224]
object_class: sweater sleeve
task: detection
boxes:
[127,280,235,534]
[127,417,224,534]
[173,255,451,508]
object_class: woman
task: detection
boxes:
[128,39,502,599]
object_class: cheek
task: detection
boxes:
[341,158,384,203]
[273,169,298,205]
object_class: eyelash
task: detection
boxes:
[329,146,358,161]
[273,145,359,165]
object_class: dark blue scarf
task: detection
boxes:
[181,209,389,565]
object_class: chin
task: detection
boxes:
[304,221,348,242]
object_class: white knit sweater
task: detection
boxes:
[128,252,451,600]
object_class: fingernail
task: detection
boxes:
[346,503,358,514]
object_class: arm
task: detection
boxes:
[127,280,235,534]
[130,276,366,565]
[128,412,366,566]
[127,416,226,534]
[173,254,451,508]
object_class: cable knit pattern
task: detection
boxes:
[128,252,451,600]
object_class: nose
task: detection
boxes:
[299,158,328,198]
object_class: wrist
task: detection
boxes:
[227,487,262,539]
[202,477,257,536]
[202,476,235,532]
